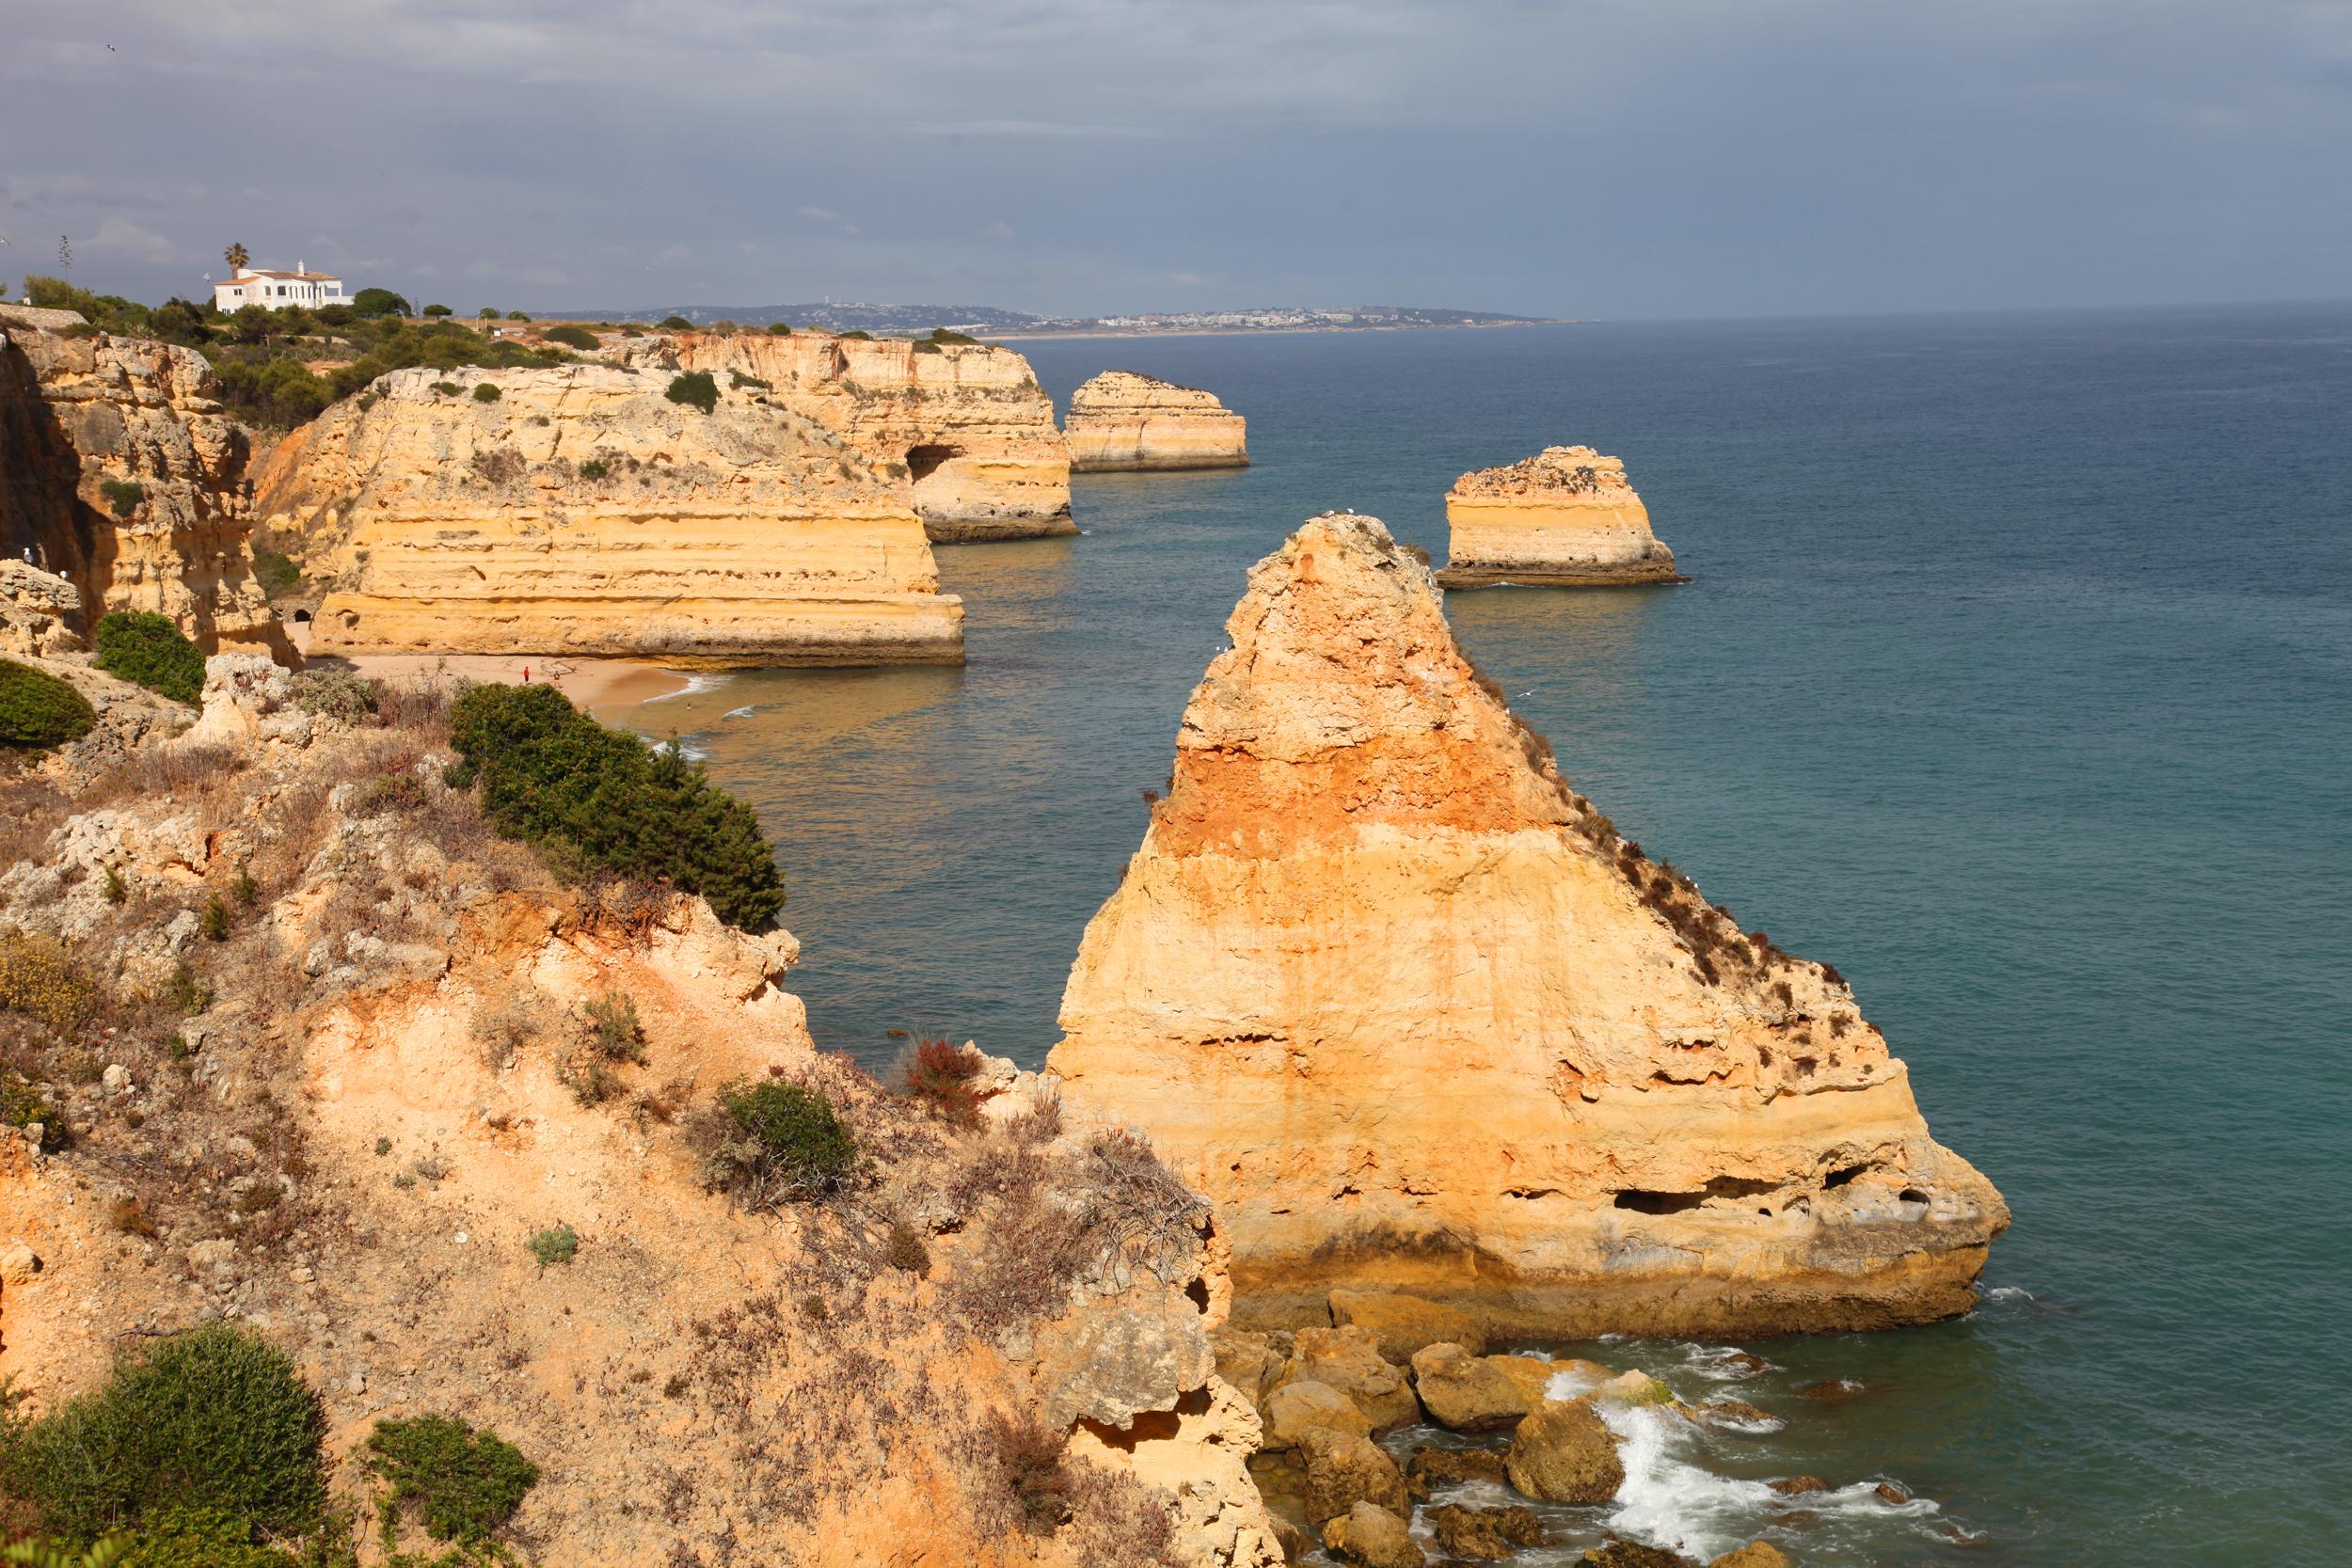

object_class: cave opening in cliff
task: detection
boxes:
[905,443,961,483]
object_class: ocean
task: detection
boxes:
[612,306,2352,1566]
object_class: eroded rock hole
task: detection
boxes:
[1823,1164,1871,1189]
[905,443,961,483]
[1899,1187,1930,1205]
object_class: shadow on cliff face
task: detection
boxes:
[0,334,102,610]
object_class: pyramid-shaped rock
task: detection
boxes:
[1049,514,2005,1336]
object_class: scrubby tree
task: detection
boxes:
[657,314,692,330]
[351,287,411,319]
[422,303,453,318]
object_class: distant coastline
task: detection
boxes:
[988,318,1580,341]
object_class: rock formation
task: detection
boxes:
[0,306,288,657]
[253,364,964,666]
[636,331,1075,542]
[1064,372,1248,472]
[1050,514,2005,1337]
[1437,445,1682,588]
[0,655,1277,1567]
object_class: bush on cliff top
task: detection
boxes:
[0,1323,326,1544]
[446,683,785,930]
[701,1077,856,1206]
[664,371,719,415]
[364,1415,539,1544]
[0,659,98,750]
[541,325,599,351]
[92,612,204,706]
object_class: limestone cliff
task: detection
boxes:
[0,306,287,657]
[1438,445,1682,588]
[253,364,963,666]
[1065,372,1248,472]
[0,657,1275,1567]
[635,332,1075,542]
[1049,515,2005,1337]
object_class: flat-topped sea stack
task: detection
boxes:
[255,364,961,666]
[1050,514,2005,1338]
[1,305,288,657]
[638,331,1074,542]
[1065,371,1248,471]
[1438,444,1683,588]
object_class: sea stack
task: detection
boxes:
[1049,514,2005,1337]
[256,364,962,666]
[1064,371,1248,472]
[1437,445,1682,588]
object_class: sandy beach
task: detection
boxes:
[305,646,692,718]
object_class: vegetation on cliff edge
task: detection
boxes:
[0,660,97,750]
[91,612,204,706]
[445,683,785,930]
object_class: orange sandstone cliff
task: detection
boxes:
[1438,445,1682,588]
[0,655,1275,1567]
[1065,372,1248,472]
[0,305,288,657]
[1050,514,2005,1337]
[254,363,963,666]
[643,331,1075,542]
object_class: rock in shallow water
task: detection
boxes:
[1298,1427,1409,1525]
[1504,1397,1625,1504]
[1427,1500,1548,1559]
[1321,1500,1424,1568]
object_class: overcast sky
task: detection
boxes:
[3,1,2346,319]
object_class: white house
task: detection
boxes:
[212,261,350,312]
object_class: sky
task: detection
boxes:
[2,0,2347,319]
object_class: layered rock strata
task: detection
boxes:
[254,365,963,665]
[636,332,1075,542]
[1064,371,1248,472]
[0,307,287,657]
[1437,445,1682,588]
[0,657,1276,1568]
[1050,514,2005,1337]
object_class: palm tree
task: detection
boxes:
[224,241,249,274]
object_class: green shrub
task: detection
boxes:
[657,315,692,331]
[250,546,302,599]
[422,304,453,318]
[289,668,373,722]
[0,658,98,749]
[766,322,792,336]
[504,311,530,323]
[930,328,979,345]
[576,458,611,482]
[727,371,771,390]
[2,1534,134,1567]
[118,1504,283,1567]
[663,372,718,415]
[541,325,598,351]
[706,1078,854,1204]
[526,1223,579,1268]
[364,1416,538,1544]
[0,1069,62,1133]
[165,961,214,1016]
[837,329,872,341]
[445,684,783,929]
[92,612,204,705]
[470,382,501,403]
[350,288,411,320]
[431,381,462,397]
[477,308,499,321]
[584,992,643,1062]
[0,1323,326,1541]
[911,340,942,354]
[97,480,146,519]
[103,866,128,905]
[199,895,230,942]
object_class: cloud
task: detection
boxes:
[982,220,1015,241]
[82,217,178,265]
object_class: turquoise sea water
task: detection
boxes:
[612,307,2352,1566]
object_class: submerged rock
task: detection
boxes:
[1582,1543,1697,1568]
[1049,513,2008,1338]
[1427,1501,1547,1559]
[1405,1443,1511,1497]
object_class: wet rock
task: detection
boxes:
[1406,1445,1511,1498]
[1594,1370,1676,1407]
[1582,1542,1695,1568]
[1720,1352,1772,1374]
[1263,1378,1373,1449]
[1768,1476,1830,1497]
[1329,1289,1486,1361]
[1299,1427,1409,1524]
[1411,1341,1536,1431]
[1427,1502,1547,1559]
[1322,1501,1423,1568]
[1269,1513,1314,1564]
[1504,1398,1624,1504]
[1279,1325,1422,1432]
[1692,1398,1775,1427]
[1707,1544,1792,1568]
[1872,1481,1911,1504]
[1797,1378,1866,1404]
